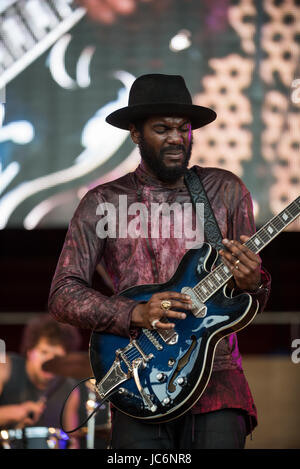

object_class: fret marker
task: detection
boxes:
[223,265,230,274]
[254,237,261,246]
[282,213,289,221]
[215,273,221,282]
[267,226,274,234]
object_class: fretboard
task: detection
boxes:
[193,195,300,303]
[0,0,86,89]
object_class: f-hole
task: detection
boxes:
[167,335,197,392]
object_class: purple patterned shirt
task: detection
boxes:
[49,164,271,432]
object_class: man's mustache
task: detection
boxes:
[161,145,187,155]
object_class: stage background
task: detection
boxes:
[1,0,300,230]
[0,0,299,449]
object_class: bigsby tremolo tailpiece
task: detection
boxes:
[131,357,157,413]
[95,339,157,413]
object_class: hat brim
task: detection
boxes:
[105,103,217,130]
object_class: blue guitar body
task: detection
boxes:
[89,243,258,423]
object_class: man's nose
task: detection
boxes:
[166,129,183,144]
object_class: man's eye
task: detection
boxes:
[155,127,167,133]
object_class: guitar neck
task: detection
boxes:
[245,196,300,254]
[0,0,86,89]
[193,195,300,303]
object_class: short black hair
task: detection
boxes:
[20,314,81,355]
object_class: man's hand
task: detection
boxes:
[14,400,45,428]
[77,0,152,25]
[131,291,192,330]
[219,235,262,291]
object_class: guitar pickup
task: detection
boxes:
[181,287,207,318]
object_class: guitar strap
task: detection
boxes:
[184,168,224,263]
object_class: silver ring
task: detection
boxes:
[235,259,240,270]
[151,319,159,329]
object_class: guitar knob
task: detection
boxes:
[156,373,166,382]
[168,358,176,367]
[177,377,186,386]
[162,397,171,406]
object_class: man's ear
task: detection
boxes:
[129,124,140,145]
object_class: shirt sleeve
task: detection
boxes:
[48,189,138,337]
[230,191,271,313]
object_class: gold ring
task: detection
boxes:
[161,300,172,311]
[235,259,240,270]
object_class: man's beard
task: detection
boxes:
[138,135,193,183]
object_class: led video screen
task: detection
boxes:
[1,0,299,230]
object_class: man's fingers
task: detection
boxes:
[166,310,187,320]
[146,292,193,329]
[153,299,192,311]
[221,256,248,277]
[80,0,138,24]
[221,238,261,268]
[220,238,262,291]
[240,235,250,243]
[153,291,192,303]
[108,0,136,15]
[152,312,184,330]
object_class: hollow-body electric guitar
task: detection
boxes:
[89,196,300,423]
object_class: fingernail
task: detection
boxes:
[223,238,229,244]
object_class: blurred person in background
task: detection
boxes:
[0,315,81,448]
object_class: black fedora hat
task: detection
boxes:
[105,74,217,130]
